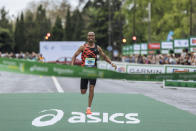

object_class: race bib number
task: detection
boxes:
[85,58,95,67]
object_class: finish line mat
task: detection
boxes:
[0,93,196,131]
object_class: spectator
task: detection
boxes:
[130,55,135,63]
[38,54,45,62]
[137,55,143,64]
[169,54,177,64]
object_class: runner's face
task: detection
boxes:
[87,33,95,43]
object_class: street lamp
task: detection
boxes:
[122,38,127,43]
[132,36,137,41]
[45,32,51,40]
[47,33,51,37]
[45,36,48,40]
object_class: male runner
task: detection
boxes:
[71,32,117,115]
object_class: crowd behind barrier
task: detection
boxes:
[0,51,45,62]
[0,51,196,66]
[121,52,196,66]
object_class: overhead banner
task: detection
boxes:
[133,44,140,50]
[40,41,84,62]
[148,43,160,50]
[134,50,140,55]
[148,50,156,54]
[129,45,133,50]
[174,39,189,48]
[161,50,169,54]
[161,41,173,49]
[141,50,148,55]
[174,49,183,53]
[190,47,196,52]
[190,38,196,46]
[141,43,148,50]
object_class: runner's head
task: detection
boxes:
[87,32,95,43]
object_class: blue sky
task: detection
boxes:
[1,0,78,17]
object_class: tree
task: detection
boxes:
[51,16,64,41]
[34,5,51,51]
[82,0,109,48]
[0,7,14,52]
[81,0,124,50]
[192,0,196,36]
[14,13,26,52]
[71,9,84,41]
[109,0,124,51]
[64,8,72,40]
[122,0,191,43]
[0,7,12,32]
[0,27,13,52]
[64,8,85,41]
[122,0,151,43]
[26,0,70,25]
[154,0,189,39]
[24,10,37,52]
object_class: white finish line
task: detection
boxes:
[52,76,64,93]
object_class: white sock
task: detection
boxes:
[87,107,91,109]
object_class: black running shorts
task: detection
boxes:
[80,78,97,89]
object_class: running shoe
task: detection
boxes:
[86,108,92,115]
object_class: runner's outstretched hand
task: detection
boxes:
[111,63,117,70]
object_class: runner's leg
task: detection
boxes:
[88,84,95,107]
[80,78,88,94]
[88,79,96,107]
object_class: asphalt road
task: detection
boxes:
[0,71,196,115]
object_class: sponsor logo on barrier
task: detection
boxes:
[166,66,196,73]
[165,80,196,87]
[0,61,20,71]
[0,64,8,68]
[97,63,107,69]
[127,67,163,74]
[165,66,196,80]
[98,71,104,77]
[19,63,25,72]
[53,67,73,75]
[32,109,140,127]
[80,69,97,77]
[30,65,48,72]
[173,69,189,73]
[8,65,19,70]
[2,60,17,66]
[179,74,196,79]
[156,74,173,79]
[117,67,126,73]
